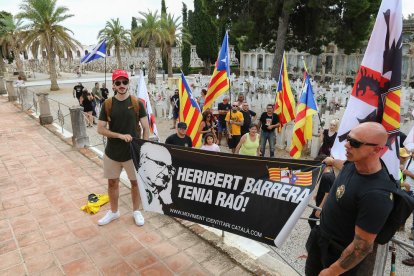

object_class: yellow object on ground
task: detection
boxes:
[81,194,109,214]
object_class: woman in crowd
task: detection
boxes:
[318,119,338,156]
[79,88,94,127]
[198,110,217,141]
[198,88,207,111]
[201,133,220,152]
[235,124,260,156]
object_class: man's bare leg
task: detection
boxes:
[108,179,119,212]
[130,180,141,211]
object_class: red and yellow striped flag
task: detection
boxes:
[290,171,312,186]
[274,53,295,128]
[268,167,288,181]
[179,73,203,148]
[203,32,230,112]
[290,72,318,159]
[382,89,400,132]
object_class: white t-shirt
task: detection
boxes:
[405,157,414,190]
[201,144,220,152]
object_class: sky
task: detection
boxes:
[0,0,413,46]
[0,0,194,45]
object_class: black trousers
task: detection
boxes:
[305,226,364,276]
[308,209,318,229]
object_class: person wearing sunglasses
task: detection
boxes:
[97,69,149,227]
[306,122,394,276]
[225,102,244,154]
[137,142,175,214]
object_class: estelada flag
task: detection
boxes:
[203,31,230,112]
[331,0,402,179]
[274,52,295,128]
[290,72,318,159]
[179,73,203,148]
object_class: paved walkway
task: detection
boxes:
[0,98,251,275]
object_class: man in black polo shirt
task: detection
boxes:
[305,122,394,276]
[165,122,192,147]
[240,101,257,136]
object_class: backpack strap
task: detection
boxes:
[130,95,140,115]
[104,97,113,122]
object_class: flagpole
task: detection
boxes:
[274,52,285,107]
[104,55,106,87]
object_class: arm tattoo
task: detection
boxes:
[338,234,373,270]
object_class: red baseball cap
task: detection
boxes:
[112,69,129,81]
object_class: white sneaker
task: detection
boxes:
[133,210,145,226]
[98,210,120,226]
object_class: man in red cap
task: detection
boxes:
[97,69,149,227]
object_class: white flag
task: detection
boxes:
[137,73,159,138]
[331,0,402,179]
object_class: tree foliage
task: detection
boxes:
[160,0,168,73]
[0,14,26,79]
[17,0,81,91]
[181,3,191,75]
[133,11,164,84]
[192,0,218,74]
[207,0,381,78]
[98,18,131,69]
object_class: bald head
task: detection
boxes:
[351,122,388,146]
[140,143,172,165]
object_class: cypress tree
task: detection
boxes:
[181,3,191,75]
[193,0,218,74]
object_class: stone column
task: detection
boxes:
[19,86,30,110]
[6,80,17,101]
[36,92,53,125]
[69,106,89,149]
[0,77,6,95]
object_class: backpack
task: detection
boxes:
[375,160,414,244]
[104,96,142,138]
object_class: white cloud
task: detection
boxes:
[1,0,413,45]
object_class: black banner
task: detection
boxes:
[131,139,322,246]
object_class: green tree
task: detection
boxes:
[161,14,183,77]
[160,0,168,74]
[0,14,26,80]
[17,0,81,91]
[208,0,380,80]
[193,0,218,74]
[181,3,191,75]
[133,11,164,84]
[161,0,167,15]
[98,18,131,69]
[131,17,141,47]
[0,11,13,76]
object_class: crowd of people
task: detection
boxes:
[90,68,414,274]
[73,81,109,127]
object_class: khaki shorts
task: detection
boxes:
[103,155,137,180]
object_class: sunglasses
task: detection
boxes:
[114,80,129,86]
[346,135,378,148]
[232,105,238,107]
[147,156,176,173]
